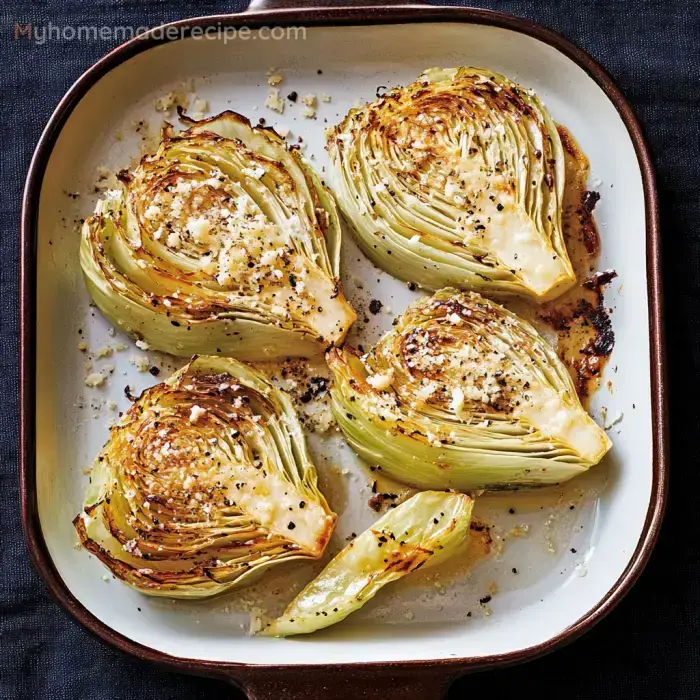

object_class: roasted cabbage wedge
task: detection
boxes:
[73,355,336,598]
[328,67,575,302]
[81,111,355,360]
[327,289,611,491]
[262,491,473,636]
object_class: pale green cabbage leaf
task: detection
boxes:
[327,289,611,491]
[262,490,473,636]
[328,67,574,302]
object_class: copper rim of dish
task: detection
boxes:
[19,2,667,693]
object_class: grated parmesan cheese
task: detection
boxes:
[366,371,393,391]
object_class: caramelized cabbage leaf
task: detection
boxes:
[81,111,355,360]
[74,355,336,598]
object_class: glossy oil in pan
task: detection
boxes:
[20,3,666,698]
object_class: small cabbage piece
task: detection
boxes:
[81,111,355,360]
[73,355,336,598]
[328,67,575,302]
[262,491,473,636]
[327,289,611,491]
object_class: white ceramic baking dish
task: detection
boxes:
[21,2,666,697]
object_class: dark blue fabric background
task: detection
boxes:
[1,1,698,698]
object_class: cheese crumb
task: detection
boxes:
[366,371,393,391]
[130,355,150,372]
[241,166,266,180]
[415,381,438,402]
[144,204,160,220]
[84,372,107,388]
[166,231,181,249]
[186,216,212,243]
[271,305,288,318]
[192,98,208,114]
[248,607,266,635]
[265,88,285,114]
[155,90,189,114]
[189,405,207,423]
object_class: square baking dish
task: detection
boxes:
[20,2,666,697]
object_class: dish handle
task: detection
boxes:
[231,668,457,699]
[245,0,419,10]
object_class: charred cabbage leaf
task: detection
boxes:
[328,67,575,302]
[262,490,473,636]
[81,111,355,361]
[74,355,336,598]
[327,289,611,491]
